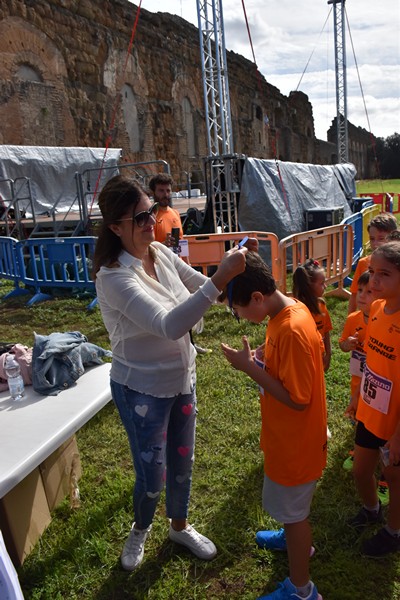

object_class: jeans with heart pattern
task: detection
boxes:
[110,379,197,529]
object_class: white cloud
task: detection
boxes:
[136,0,400,139]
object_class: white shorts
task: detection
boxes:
[262,474,317,524]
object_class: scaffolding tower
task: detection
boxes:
[328,0,349,163]
[196,0,245,232]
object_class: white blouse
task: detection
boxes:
[95,242,220,397]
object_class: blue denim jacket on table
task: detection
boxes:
[32,331,112,396]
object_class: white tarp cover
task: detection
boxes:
[0,145,122,214]
[239,158,356,239]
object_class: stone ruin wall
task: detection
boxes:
[0,0,374,183]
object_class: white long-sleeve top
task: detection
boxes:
[95,242,220,397]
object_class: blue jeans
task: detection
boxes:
[110,380,197,528]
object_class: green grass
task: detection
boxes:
[356,179,400,194]
[1,283,400,599]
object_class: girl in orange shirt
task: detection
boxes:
[345,241,400,557]
[293,259,332,372]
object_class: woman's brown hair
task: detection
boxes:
[93,175,146,277]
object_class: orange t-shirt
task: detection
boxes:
[153,206,183,245]
[356,299,400,440]
[259,301,327,486]
[350,256,370,294]
[312,299,333,338]
[339,310,368,396]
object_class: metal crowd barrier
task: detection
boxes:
[0,203,387,311]
[0,236,31,300]
[341,212,363,268]
[277,224,354,299]
[360,204,381,254]
[183,231,280,281]
[0,236,97,309]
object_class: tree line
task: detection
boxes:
[372,133,400,179]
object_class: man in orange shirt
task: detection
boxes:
[149,173,183,248]
[221,252,326,600]
[149,173,211,355]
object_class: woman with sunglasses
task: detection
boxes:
[93,175,248,571]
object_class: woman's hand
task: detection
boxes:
[240,237,259,253]
[211,246,247,290]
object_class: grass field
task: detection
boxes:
[356,179,400,194]
[1,280,400,600]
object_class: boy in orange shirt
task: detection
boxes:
[348,212,397,314]
[221,252,326,600]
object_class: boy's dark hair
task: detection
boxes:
[220,251,276,306]
[387,229,400,241]
[357,270,370,287]
[372,241,400,272]
[367,212,397,233]
[148,173,174,192]
[292,258,324,315]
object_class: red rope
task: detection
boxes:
[89,0,143,216]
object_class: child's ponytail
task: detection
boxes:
[293,259,322,315]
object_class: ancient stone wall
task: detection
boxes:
[0,0,374,182]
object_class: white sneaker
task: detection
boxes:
[169,524,217,560]
[121,523,152,571]
[194,343,212,355]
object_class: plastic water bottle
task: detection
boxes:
[4,355,25,400]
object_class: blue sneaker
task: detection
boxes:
[256,528,287,550]
[256,529,315,557]
[257,577,322,599]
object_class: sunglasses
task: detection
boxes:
[117,203,159,227]
[227,279,240,322]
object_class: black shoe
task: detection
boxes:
[362,527,400,558]
[348,502,383,531]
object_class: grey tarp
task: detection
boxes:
[239,158,356,239]
[0,145,122,216]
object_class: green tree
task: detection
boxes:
[375,132,400,178]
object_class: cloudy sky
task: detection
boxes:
[135,0,399,141]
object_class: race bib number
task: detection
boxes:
[350,350,365,377]
[361,364,393,415]
[254,357,265,396]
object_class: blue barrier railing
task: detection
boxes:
[341,212,363,267]
[0,236,97,309]
[0,236,31,300]
[340,212,363,287]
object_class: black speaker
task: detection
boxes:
[305,207,344,230]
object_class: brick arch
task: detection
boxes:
[103,49,154,159]
[0,17,69,82]
[171,75,202,111]
[104,48,149,97]
[171,76,204,167]
[0,16,76,146]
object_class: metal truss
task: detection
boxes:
[328,0,349,163]
[197,0,233,157]
[197,0,244,231]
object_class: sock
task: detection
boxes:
[294,580,313,598]
[385,525,400,538]
[364,502,380,513]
